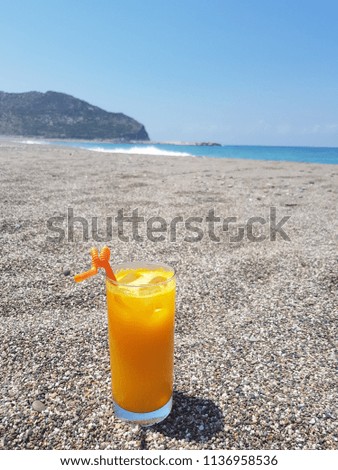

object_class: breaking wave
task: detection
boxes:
[87,145,193,157]
[20,139,49,145]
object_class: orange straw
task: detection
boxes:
[99,246,117,281]
[73,266,98,283]
[74,245,116,283]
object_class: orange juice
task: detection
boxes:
[106,263,176,419]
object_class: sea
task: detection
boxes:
[27,140,338,164]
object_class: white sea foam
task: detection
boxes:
[86,145,193,157]
[21,139,49,145]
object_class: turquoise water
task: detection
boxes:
[50,141,338,164]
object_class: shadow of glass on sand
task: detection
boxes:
[153,391,224,442]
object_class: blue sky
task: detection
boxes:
[1,0,338,146]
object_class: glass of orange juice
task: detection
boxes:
[106,262,176,426]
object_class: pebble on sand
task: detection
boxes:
[32,400,46,412]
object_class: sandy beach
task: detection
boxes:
[0,141,337,450]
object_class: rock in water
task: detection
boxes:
[0,90,150,140]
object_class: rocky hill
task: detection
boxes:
[0,91,149,140]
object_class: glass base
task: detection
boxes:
[113,396,172,426]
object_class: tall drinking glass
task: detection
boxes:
[106,262,176,426]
